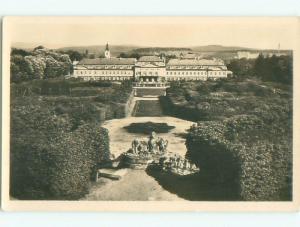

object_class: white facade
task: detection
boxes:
[134,56,166,82]
[72,50,231,82]
[73,67,134,81]
[73,58,136,81]
[165,59,231,81]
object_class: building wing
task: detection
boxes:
[78,58,136,65]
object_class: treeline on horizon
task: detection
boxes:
[227,54,292,85]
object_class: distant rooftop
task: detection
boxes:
[138,56,163,62]
[167,58,224,66]
[78,57,136,65]
[181,53,200,59]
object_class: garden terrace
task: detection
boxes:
[180,79,292,201]
[9,79,135,200]
[161,79,292,122]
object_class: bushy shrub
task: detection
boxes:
[186,114,292,201]
[10,97,110,200]
[11,48,72,83]
[173,79,293,201]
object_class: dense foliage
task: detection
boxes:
[227,58,255,79]
[58,50,85,61]
[227,54,292,84]
[10,97,110,200]
[10,77,134,199]
[11,79,133,119]
[11,47,72,82]
[161,79,292,121]
[11,77,130,97]
[186,115,292,201]
[118,52,141,59]
[254,54,292,84]
[178,79,293,200]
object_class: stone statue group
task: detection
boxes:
[159,154,199,173]
[125,131,199,175]
[131,131,168,155]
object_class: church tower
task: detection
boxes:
[104,43,110,58]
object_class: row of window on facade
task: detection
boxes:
[81,74,225,80]
[166,66,226,70]
[166,77,207,81]
[80,65,133,69]
[75,70,227,77]
[136,71,160,76]
[166,71,227,76]
[83,76,132,81]
[75,70,133,75]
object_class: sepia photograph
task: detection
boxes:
[1,16,299,211]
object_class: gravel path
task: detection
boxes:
[83,103,195,201]
[83,169,184,201]
[102,116,194,158]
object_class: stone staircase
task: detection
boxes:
[135,88,166,97]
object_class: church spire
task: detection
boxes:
[105,42,110,58]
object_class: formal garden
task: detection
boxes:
[159,77,292,200]
[10,78,135,199]
[9,47,293,201]
[10,47,135,200]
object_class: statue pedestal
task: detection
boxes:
[121,153,154,170]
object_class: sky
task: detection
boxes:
[5,17,299,50]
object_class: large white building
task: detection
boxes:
[165,58,230,81]
[73,58,136,81]
[134,56,166,83]
[73,44,232,82]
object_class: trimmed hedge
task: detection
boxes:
[186,115,292,201]
[172,79,294,200]
[11,79,133,123]
[161,79,292,122]
[10,97,110,200]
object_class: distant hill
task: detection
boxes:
[11,43,292,60]
[12,42,65,50]
[133,47,192,52]
[190,45,253,52]
[11,43,260,54]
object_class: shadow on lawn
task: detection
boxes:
[172,132,187,139]
[123,121,175,134]
[146,167,241,201]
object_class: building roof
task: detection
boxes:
[181,53,198,59]
[78,57,136,65]
[138,56,163,62]
[167,58,224,66]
